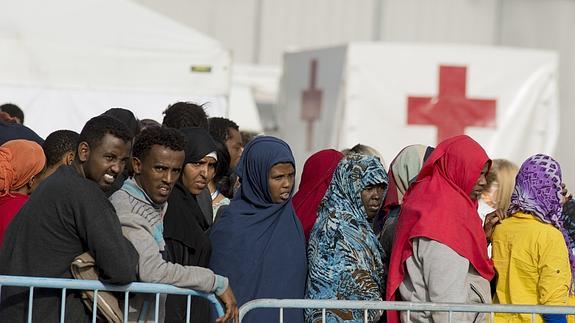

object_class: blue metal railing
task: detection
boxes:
[239,299,575,323]
[7,276,575,323]
[0,275,224,323]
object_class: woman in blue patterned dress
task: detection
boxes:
[306,153,388,322]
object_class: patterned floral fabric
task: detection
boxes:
[306,153,388,322]
[509,154,575,283]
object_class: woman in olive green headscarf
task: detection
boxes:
[374,144,434,259]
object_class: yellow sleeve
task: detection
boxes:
[538,227,571,306]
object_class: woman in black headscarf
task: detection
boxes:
[163,127,218,323]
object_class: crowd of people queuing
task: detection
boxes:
[0,101,575,323]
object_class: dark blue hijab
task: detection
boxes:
[209,136,307,323]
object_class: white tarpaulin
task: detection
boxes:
[277,42,559,171]
[0,0,232,137]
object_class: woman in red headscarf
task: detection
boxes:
[386,135,494,323]
[292,149,344,241]
[0,139,46,245]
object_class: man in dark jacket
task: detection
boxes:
[0,115,139,323]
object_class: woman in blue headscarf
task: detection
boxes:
[210,136,307,323]
[306,153,388,323]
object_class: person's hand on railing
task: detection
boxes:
[216,286,239,323]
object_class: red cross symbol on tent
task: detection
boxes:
[300,59,322,151]
[407,65,497,143]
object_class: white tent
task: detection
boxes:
[277,43,559,172]
[0,0,237,137]
[230,64,281,133]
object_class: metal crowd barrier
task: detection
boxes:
[239,299,575,323]
[0,275,224,323]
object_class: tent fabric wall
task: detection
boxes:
[0,0,230,95]
[0,0,236,137]
[278,43,559,175]
[0,84,227,138]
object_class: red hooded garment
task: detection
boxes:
[386,135,494,323]
[292,149,344,241]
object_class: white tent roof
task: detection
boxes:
[0,0,231,96]
[0,0,267,136]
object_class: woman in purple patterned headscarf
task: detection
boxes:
[492,154,573,323]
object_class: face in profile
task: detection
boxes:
[182,155,217,195]
[361,183,386,220]
[226,128,243,171]
[133,145,184,204]
[481,181,499,208]
[28,170,45,194]
[268,162,295,204]
[470,162,490,200]
[42,150,76,181]
[80,133,131,191]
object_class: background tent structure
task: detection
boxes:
[277,43,559,172]
[0,0,264,136]
[134,0,575,187]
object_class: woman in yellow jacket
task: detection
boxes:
[492,154,574,323]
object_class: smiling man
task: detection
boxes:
[109,127,238,323]
[0,115,139,323]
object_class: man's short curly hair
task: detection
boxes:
[79,115,133,149]
[208,117,239,143]
[102,107,140,137]
[133,127,186,160]
[0,103,24,124]
[162,102,208,130]
[43,130,79,167]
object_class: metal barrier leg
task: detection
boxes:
[491,311,494,323]
[154,293,160,323]
[364,309,368,323]
[60,288,66,323]
[531,312,535,322]
[406,309,411,323]
[27,286,34,323]
[448,310,452,323]
[322,308,326,323]
[123,291,129,323]
[279,307,284,323]
[92,290,98,323]
[186,294,191,323]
